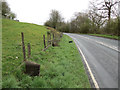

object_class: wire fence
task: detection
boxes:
[11,29,63,76]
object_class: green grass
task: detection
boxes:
[88,34,119,40]
[2,19,49,74]
[2,19,90,88]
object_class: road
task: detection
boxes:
[65,33,118,88]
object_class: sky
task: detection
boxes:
[6,0,90,25]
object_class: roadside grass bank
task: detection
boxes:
[2,19,90,88]
[88,34,119,40]
[2,18,49,77]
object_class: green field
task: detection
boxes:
[2,19,90,88]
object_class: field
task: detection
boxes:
[2,19,90,88]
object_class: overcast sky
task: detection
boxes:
[6,0,91,25]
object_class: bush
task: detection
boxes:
[30,77,46,88]
[103,18,118,35]
[2,75,19,88]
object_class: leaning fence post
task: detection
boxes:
[27,43,31,58]
[43,35,46,48]
[21,32,26,61]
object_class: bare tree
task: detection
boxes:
[88,5,106,33]
[89,0,118,21]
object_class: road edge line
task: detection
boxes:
[69,35,100,89]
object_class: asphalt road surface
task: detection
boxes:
[65,33,118,88]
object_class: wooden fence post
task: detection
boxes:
[50,33,51,44]
[43,35,46,48]
[52,33,54,46]
[21,32,26,61]
[53,33,54,40]
[27,43,31,58]
[47,32,49,46]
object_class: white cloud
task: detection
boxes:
[6,0,90,25]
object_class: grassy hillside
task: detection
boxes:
[2,19,49,76]
[2,19,90,88]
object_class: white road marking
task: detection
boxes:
[79,36,119,52]
[67,35,99,89]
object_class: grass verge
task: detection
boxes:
[88,34,119,40]
[2,19,90,88]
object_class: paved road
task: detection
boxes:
[65,33,118,88]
